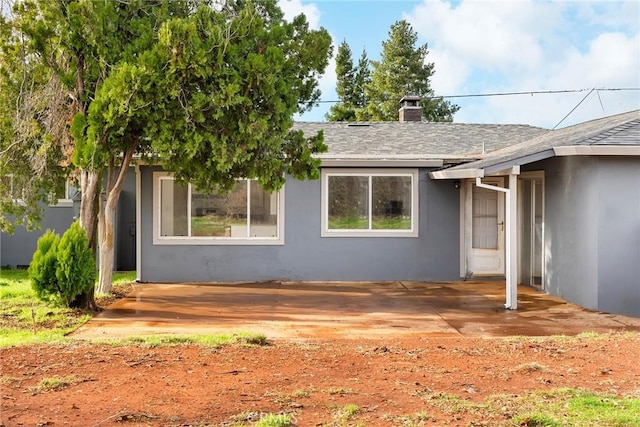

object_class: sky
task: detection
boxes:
[278,0,640,129]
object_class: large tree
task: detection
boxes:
[363,20,458,122]
[325,41,370,122]
[0,0,332,300]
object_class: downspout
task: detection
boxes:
[135,164,141,282]
[475,166,519,309]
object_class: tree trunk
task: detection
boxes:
[72,169,102,311]
[96,189,117,294]
[79,170,101,248]
[95,146,136,295]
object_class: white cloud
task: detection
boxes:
[405,0,640,128]
[278,0,321,28]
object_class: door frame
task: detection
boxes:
[461,177,506,277]
[518,171,545,289]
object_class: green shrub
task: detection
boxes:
[28,222,95,307]
[55,222,96,306]
[28,230,61,304]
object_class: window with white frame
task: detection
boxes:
[1,175,74,206]
[49,180,75,206]
[321,169,419,237]
[153,172,283,245]
[1,174,22,201]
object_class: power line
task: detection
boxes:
[553,89,595,130]
[314,87,640,103]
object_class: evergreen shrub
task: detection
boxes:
[28,222,95,307]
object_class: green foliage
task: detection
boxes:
[363,20,459,122]
[145,0,332,193]
[0,268,92,347]
[326,41,370,121]
[2,0,332,290]
[28,222,95,307]
[28,230,61,304]
[253,414,292,427]
[55,222,96,306]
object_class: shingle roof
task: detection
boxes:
[292,121,547,160]
[443,110,640,172]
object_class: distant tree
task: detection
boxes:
[364,20,459,122]
[1,0,332,300]
[326,41,370,121]
[353,49,372,120]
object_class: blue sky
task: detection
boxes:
[279,0,640,129]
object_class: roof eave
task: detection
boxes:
[321,158,443,168]
[553,145,640,156]
[429,168,484,179]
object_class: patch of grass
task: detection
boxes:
[420,388,640,426]
[253,413,293,427]
[383,412,432,426]
[328,216,411,230]
[513,413,560,426]
[229,412,292,426]
[423,392,480,413]
[291,389,309,398]
[0,375,21,386]
[36,375,85,392]
[0,269,93,347]
[97,332,269,348]
[336,403,360,422]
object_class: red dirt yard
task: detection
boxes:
[1,334,639,426]
[2,281,640,426]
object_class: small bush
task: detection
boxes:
[28,230,61,304]
[28,222,95,307]
[55,222,96,306]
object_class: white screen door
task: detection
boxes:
[467,178,505,276]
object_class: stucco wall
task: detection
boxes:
[138,166,461,282]
[595,157,640,316]
[533,156,640,316]
[0,205,74,269]
[1,167,137,271]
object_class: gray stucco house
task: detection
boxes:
[2,105,639,316]
[0,167,137,272]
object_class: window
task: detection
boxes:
[1,175,22,201]
[1,175,74,206]
[321,169,419,237]
[49,180,75,207]
[153,172,283,245]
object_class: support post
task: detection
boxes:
[476,166,520,309]
[135,164,141,282]
[507,172,518,309]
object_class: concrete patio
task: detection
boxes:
[72,280,640,340]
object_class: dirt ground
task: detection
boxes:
[3,282,640,426]
[2,333,639,426]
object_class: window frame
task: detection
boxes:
[321,168,419,238]
[152,172,284,245]
[49,180,75,207]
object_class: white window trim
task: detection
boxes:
[321,168,419,238]
[50,181,75,207]
[152,172,284,245]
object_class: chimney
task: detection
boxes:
[398,95,422,122]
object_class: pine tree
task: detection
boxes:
[353,49,372,121]
[326,41,371,121]
[364,20,458,122]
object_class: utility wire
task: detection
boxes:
[314,87,640,103]
[553,88,595,130]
